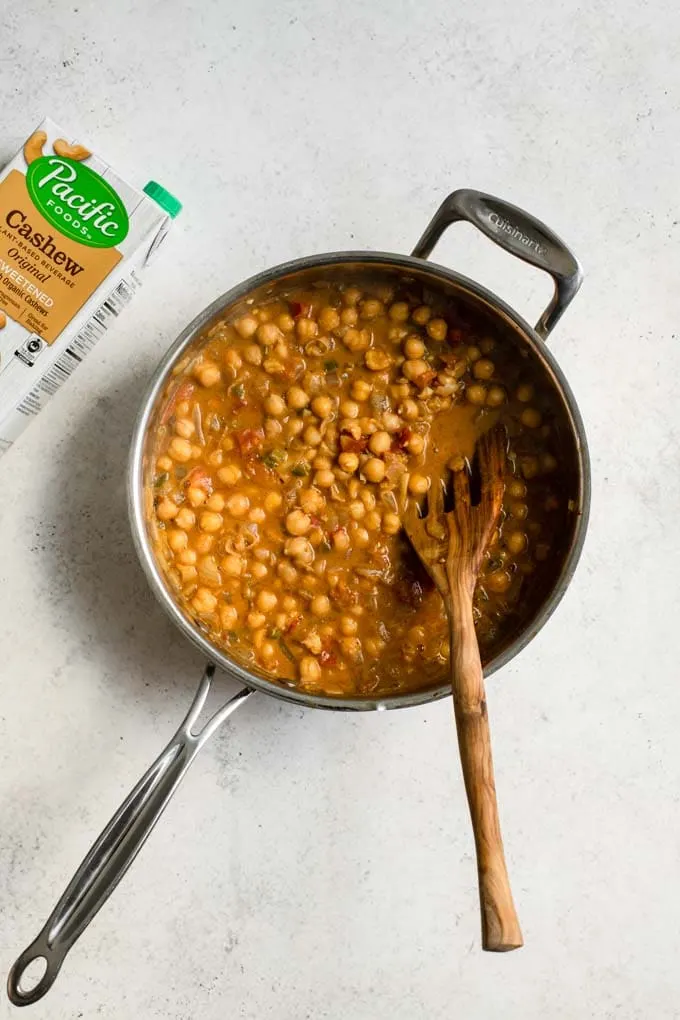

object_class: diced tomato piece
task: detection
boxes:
[413,369,437,390]
[340,431,369,454]
[184,467,213,493]
[290,301,313,319]
[448,327,464,345]
[319,649,337,667]
[235,428,265,454]
[392,426,412,451]
[286,616,301,634]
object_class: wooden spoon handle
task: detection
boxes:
[448,590,523,952]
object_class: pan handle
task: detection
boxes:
[7,665,252,1007]
[411,189,583,339]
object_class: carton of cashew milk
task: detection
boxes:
[0,117,181,458]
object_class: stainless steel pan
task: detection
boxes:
[8,189,589,1005]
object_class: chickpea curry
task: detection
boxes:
[147,280,569,697]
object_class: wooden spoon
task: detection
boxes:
[404,424,523,952]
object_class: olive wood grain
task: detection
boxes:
[404,425,523,952]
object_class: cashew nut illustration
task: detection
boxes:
[53,139,91,161]
[23,130,47,165]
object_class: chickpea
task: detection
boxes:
[220,605,239,630]
[365,636,385,657]
[388,325,408,343]
[226,493,250,517]
[365,510,382,530]
[360,490,376,510]
[508,479,527,499]
[243,344,262,366]
[157,498,178,521]
[277,561,298,584]
[287,386,310,410]
[340,307,358,327]
[338,452,359,474]
[178,549,197,565]
[361,298,383,319]
[340,615,358,636]
[541,453,558,473]
[259,642,276,661]
[473,358,495,380]
[256,590,278,612]
[348,500,366,520]
[257,322,283,346]
[407,433,424,455]
[299,488,326,515]
[408,473,430,495]
[157,455,173,472]
[208,450,224,468]
[486,385,506,407]
[264,491,283,513]
[315,469,335,488]
[249,507,266,524]
[176,507,196,530]
[319,306,340,331]
[516,383,534,403]
[363,457,386,483]
[412,305,431,325]
[521,456,540,480]
[536,543,550,562]
[199,511,223,533]
[382,513,401,535]
[332,528,350,551]
[194,534,214,554]
[521,407,542,429]
[195,362,221,388]
[511,502,529,520]
[365,349,392,371]
[506,530,528,555]
[168,436,193,463]
[287,418,304,437]
[343,286,362,305]
[351,379,373,402]
[343,328,370,352]
[425,318,446,342]
[278,313,295,333]
[311,394,333,419]
[296,318,318,341]
[217,464,242,486]
[174,418,195,439]
[341,636,363,660]
[340,399,359,419]
[247,612,266,629]
[403,336,425,359]
[234,315,258,339]
[299,656,322,685]
[186,486,207,508]
[252,562,268,579]
[480,337,496,354]
[466,383,487,406]
[282,595,298,613]
[224,349,242,371]
[402,359,429,381]
[382,412,402,432]
[486,570,512,594]
[264,393,286,417]
[353,526,370,547]
[222,436,235,451]
[168,528,188,551]
[314,454,332,469]
[192,588,217,614]
[285,509,311,536]
[388,301,409,322]
[367,430,390,455]
[178,563,196,587]
[176,400,190,417]
[303,425,323,446]
[399,399,419,421]
[311,594,331,617]
[206,493,225,512]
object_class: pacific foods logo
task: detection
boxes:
[26,156,129,248]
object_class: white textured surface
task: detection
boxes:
[1,1,679,1017]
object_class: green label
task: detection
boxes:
[26,156,129,248]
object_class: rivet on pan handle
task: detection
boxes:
[7,666,252,1006]
[412,188,583,340]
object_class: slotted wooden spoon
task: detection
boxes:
[404,424,523,952]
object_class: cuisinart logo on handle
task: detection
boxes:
[487,211,547,257]
[25,156,129,249]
